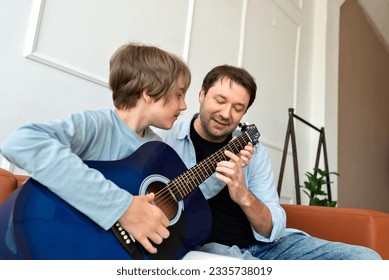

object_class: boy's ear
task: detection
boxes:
[142,90,152,103]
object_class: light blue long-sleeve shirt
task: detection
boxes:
[0,108,161,230]
[155,114,286,242]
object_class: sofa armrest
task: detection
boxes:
[0,168,29,203]
[0,169,17,203]
[282,204,389,259]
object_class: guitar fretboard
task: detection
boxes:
[168,132,252,201]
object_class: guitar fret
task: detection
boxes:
[170,179,184,200]
[169,131,253,199]
[182,178,190,197]
[191,167,202,186]
[171,185,182,200]
[173,177,186,200]
[180,174,192,196]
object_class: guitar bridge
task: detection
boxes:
[111,222,144,259]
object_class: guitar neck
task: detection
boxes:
[169,132,251,201]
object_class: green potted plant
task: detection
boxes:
[301,168,339,207]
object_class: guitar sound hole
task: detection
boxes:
[147,181,178,221]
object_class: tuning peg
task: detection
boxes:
[239,122,250,128]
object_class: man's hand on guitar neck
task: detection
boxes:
[118,193,170,254]
[237,142,255,168]
[214,142,255,196]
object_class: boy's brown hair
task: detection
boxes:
[109,43,191,109]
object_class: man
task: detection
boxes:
[157,65,382,259]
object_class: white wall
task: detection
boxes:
[358,0,389,51]
[0,0,337,205]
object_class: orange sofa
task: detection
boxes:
[0,168,28,204]
[282,204,389,259]
[1,168,388,259]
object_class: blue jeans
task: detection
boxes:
[198,232,382,260]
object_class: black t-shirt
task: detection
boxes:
[190,118,256,248]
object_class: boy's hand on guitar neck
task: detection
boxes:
[118,193,170,254]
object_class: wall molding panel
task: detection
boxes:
[24,0,193,87]
[291,0,304,11]
[242,0,301,151]
[24,0,109,86]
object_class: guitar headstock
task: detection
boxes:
[240,123,261,146]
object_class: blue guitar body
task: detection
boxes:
[0,141,212,260]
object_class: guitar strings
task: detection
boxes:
[151,132,252,215]
[152,133,251,213]
[153,133,251,213]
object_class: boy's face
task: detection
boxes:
[150,75,187,130]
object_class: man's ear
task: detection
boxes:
[199,89,205,102]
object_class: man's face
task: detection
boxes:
[195,77,250,143]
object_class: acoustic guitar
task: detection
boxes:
[0,124,260,260]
